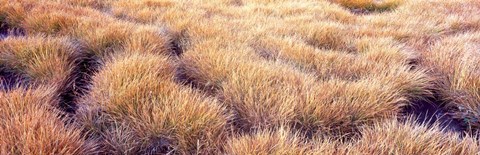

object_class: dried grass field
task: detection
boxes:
[1,0,480,154]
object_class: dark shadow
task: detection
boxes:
[402,95,464,133]
[141,137,174,154]
[58,52,100,114]
[0,19,8,39]
[0,21,25,40]
[0,66,27,91]
[168,30,189,57]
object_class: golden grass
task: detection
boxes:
[0,0,177,59]
[347,119,479,154]
[1,0,480,154]
[0,36,79,111]
[224,126,310,155]
[0,36,75,86]
[422,32,480,131]
[76,52,230,154]
[0,87,96,154]
[225,119,478,154]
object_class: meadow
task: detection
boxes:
[0,0,479,154]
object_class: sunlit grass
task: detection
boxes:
[1,0,480,153]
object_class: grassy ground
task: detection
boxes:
[0,0,479,154]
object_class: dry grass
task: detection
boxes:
[224,126,311,155]
[76,52,230,154]
[0,36,75,85]
[1,0,480,154]
[422,32,480,132]
[331,0,405,12]
[225,119,479,155]
[347,119,479,154]
[0,0,178,59]
[0,87,96,154]
[0,36,80,111]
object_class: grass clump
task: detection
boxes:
[422,33,480,132]
[0,36,81,111]
[331,0,405,12]
[224,126,310,155]
[76,52,230,154]
[180,39,431,137]
[180,42,312,131]
[0,87,97,154]
[0,36,77,87]
[347,119,479,154]
[1,0,177,60]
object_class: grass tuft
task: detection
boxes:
[348,119,479,154]
[331,0,405,12]
[224,126,310,155]
[0,87,97,154]
[76,52,230,154]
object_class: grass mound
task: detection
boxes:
[331,0,404,13]
[0,87,96,154]
[76,52,230,154]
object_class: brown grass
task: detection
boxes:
[224,126,310,155]
[1,0,480,154]
[422,32,480,132]
[0,36,76,85]
[76,52,230,154]
[331,0,405,12]
[0,87,96,154]
[347,119,479,154]
[0,36,80,111]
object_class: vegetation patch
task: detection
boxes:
[1,0,480,153]
[76,53,230,154]
[402,94,463,133]
[0,87,97,154]
[0,36,80,112]
[331,0,404,14]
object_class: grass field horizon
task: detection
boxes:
[1,0,480,154]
